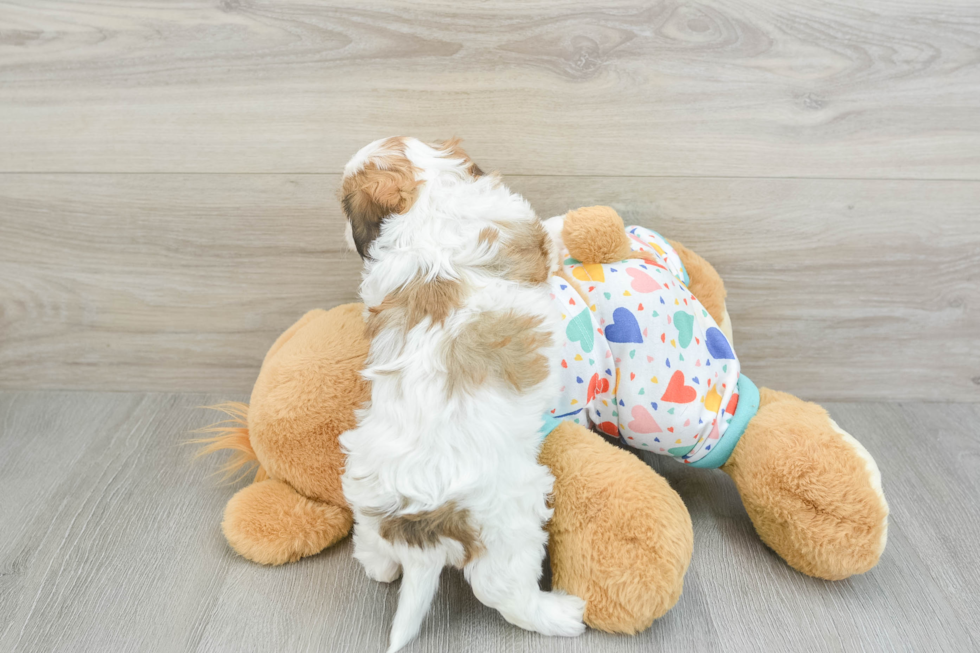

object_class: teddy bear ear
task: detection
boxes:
[562,206,634,264]
[340,137,422,259]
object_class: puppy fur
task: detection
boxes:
[339,137,586,652]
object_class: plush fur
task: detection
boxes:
[723,388,889,580]
[197,203,888,641]
[204,305,368,565]
[541,421,693,633]
[338,137,583,652]
[223,478,352,565]
[561,205,634,264]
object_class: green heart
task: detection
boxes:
[679,353,685,361]
[674,310,694,348]
[669,444,696,457]
[588,358,595,365]
[723,364,728,373]
[564,257,581,265]
[652,310,659,317]
[604,292,612,300]
[702,309,708,317]
[638,388,645,395]
[629,349,636,359]
[667,407,675,415]
[566,309,595,353]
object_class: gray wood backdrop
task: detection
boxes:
[2,0,979,401]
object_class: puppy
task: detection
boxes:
[338,137,586,652]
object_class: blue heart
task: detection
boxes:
[560,284,568,290]
[604,308,643,343]
[576,376,583,383]
[705,327,734,359]
[651,402,658,411]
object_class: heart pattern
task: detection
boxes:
[546,225,741,465]
[604,307,643,343]
[572,263,605,282]
[587,373,611,403]
[626,268,662,293]
[627,405,662,433]
[566,309,595,353]
[661,371,697,404]
[705,327,734,359]
[674,310,694,348]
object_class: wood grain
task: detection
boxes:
[1,0,978,177]
[0,392,977,651]
[2,173,977,400]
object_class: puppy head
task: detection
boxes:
[341,137,421,259]
[340,137,485,259]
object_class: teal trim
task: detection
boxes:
[647,229,690,285]
[686,375,759,469]
[539,409,580,440]
[678,260,690,286]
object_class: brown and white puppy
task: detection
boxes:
[338,137,585,652]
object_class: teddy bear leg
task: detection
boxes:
[222,479,353,565]
[722,388,889,580]
[667,239,733,343]
[540,421,693,634]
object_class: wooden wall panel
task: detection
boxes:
[2,173,977,400]
[1,0,978,177]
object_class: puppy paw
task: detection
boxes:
[535,591,587,637]
[355,551,402,583]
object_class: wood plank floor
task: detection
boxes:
[0,391,977,653]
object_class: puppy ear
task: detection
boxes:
[341,140,420,259]
[438,137,484,178]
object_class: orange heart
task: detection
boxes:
[661,370,697,404]
[598,421,619,436]
[587,373,611,403]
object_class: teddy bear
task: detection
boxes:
[196,206,888,634]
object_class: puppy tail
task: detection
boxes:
[386,554,443,653]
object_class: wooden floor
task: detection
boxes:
[2,1,979,651]
[0,391,976,653]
